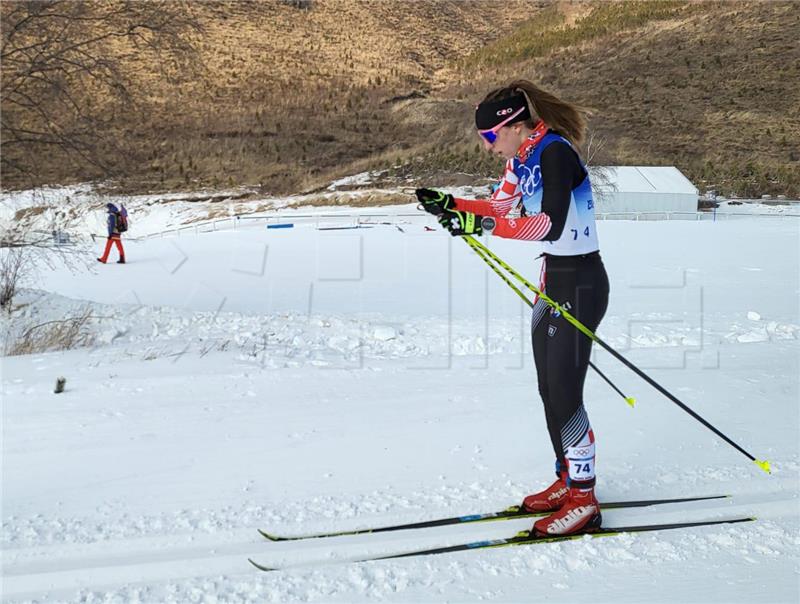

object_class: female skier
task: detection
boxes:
[416,80,609,536]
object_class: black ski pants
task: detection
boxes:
[531,251,610,469]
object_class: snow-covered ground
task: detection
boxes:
[714,199,800,217]
[1,198,799,602]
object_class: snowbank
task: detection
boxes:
[1,196,798,603]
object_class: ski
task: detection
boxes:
[258,494,728,542]
[249,516,754,571]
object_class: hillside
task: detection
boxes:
[1,0,798,197]
[446,0,800,198]
[0,0,534,193]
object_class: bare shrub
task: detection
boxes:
[0,188,93,303]
[0,247,26,308]
[1,0,202,188]
[4,306,95,356]
[585,132,616,207]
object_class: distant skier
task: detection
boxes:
[417,80,609,536]
[97,203,126,264]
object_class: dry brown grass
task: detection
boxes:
[80,0,533,195]
[288,191,413,209]
[2,0,798,197]
[444,0,800,197]
[4,306,95,356]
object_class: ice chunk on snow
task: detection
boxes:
[97,326,128,345]
[737,329,769,343]
[372,326,397,341]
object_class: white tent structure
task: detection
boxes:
[590,166,698,214]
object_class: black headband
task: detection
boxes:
[475,94,531,130]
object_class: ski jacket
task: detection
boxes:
[106,205,120,238]
[453,131,599,256]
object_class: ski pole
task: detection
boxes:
[464,236,635,408]
[463,235,771,474]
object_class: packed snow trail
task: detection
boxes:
[2,211,798,602]
[250,516,756,571]
[256,494,730,541]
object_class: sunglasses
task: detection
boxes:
[477,106,526,144]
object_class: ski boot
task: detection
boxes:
[521,466,569,513]
[532,484,602,536]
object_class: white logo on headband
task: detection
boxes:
[496,107,515,116]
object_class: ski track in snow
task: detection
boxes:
[2,516,797,603]
[2,198,799,603]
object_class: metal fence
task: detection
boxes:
[141,209,799,239]
[143,212,424,238]
[596,210,800,221]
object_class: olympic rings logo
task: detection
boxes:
[519,165,541,197]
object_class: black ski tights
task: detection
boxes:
[532,252,610,473]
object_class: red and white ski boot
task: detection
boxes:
[532,485,602,536]
[521,470,569,512]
